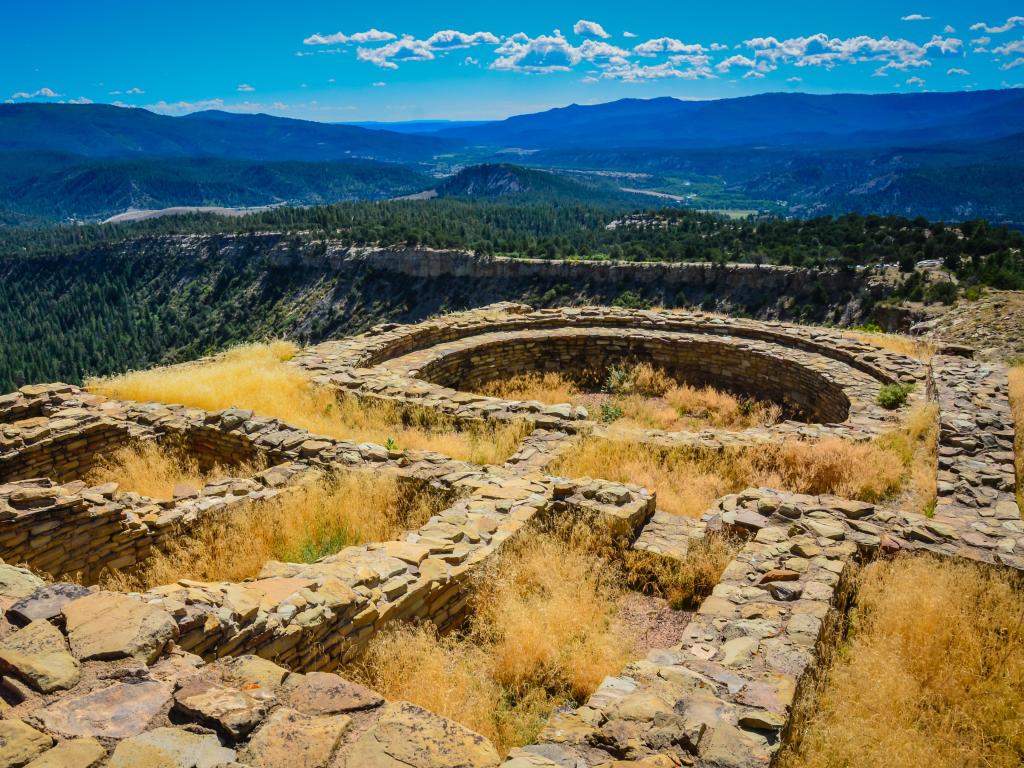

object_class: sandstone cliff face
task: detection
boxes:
[0,233,883,389]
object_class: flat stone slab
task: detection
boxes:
[0,719,53,767]
[240,707,350,768]
[22,737,104,768]
[106,727,236,768]
[0,619,80,693]
[37,679,174,739]
[281,672,384,715]
[339,701,500,768]
[63,592,177,664]
[7,583,91,626]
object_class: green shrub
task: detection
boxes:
[924,281,958,305]
[599,402,624,423]
[877,383,913,410]
[611,291,651,310]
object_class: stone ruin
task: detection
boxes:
[0,303,1018,767]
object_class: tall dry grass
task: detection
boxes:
[87,342,529,464]
[352,525,633,755]
[779,554,1024,768]
[622,533,738,609]
[553,405,938,518]
[844,329,935,362]
[104,470,444,589]
[483,363,781,431]
[86,441,263,499]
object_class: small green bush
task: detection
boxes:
[611,291,651,310]
[600,402,624,423]
[877,383,913,410]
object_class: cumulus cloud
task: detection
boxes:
[67,96,93,104]
[573,19,610,39]
[1003,57,1024,70]
[716,54,758,72]
[598,59,714,81]
[425,30,500,49]
[901,14,930,21]
[358,36,435,69]
[969,16,1024,34]
[947,67,970,75]
[944,25,956,33]
[744,32,961,74]
[146,98,226,115]
[304,29,396,45]
[633,37,706,56]
[11,87,61,99]
[622,31,637,38]
[237,83,255,92]
[492,31,581,73]
[743,70,766,78]
[787,76,802,83]
[907,75,926,86]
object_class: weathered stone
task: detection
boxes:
[37,679,173,739]
[340,701,500,767]
[0,565,45,608]
[63,591,177,664]
[0,721,52,768]
[173,679,270,740]
[240,707,349,768]
[23,738,105,768]
[7,583,91,626]
[107,727,236,768]
[281,671,384,715]
[0,619,80,692]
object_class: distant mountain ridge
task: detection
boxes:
[439,90,1024,150]
[0,103,452,162]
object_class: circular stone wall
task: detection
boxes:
[416,331,851,424]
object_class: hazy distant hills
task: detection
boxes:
[2,90,1024,224]
[0,104,452,161]
[438,90,1024,150]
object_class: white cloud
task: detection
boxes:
[993,39,1024,56]
[358,36,435,69]
[372,81,387,87]
[907,75,926,86]
[947,67,970,75]
[743,70,766,78]
[237,83,255,92]
[787,76,802,83]
[1003,57,1024,70]
[578,40,632,60]
[573,19,610,39]
[11,87,61,99]
[634,37,706,56]
[492,31,581,73]
[598,60,714,81]
[901,14,930,21]
[463,56,479,66]
[622,31,637,38]
[716,54,758,72]
[425,30,500,49]
[67,96,93,104]
[744,32,960,74]
[304,29,396,45]
[969,16,1024,34]
[944,25,956,33]
[146,98,226,115]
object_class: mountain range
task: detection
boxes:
[1,89,1023,224]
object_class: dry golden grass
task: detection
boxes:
[352,525,633,755]
[104,470,443,589]
[483,363,781,432]
[1011,365,1023,507]
[844,329,935,362]
[622,533,738,609]
[87,342,529,464]
[779,554,1024,768]
[86,441,263,500]
[554,405,938,518]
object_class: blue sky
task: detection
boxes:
[2,1,1022,121]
